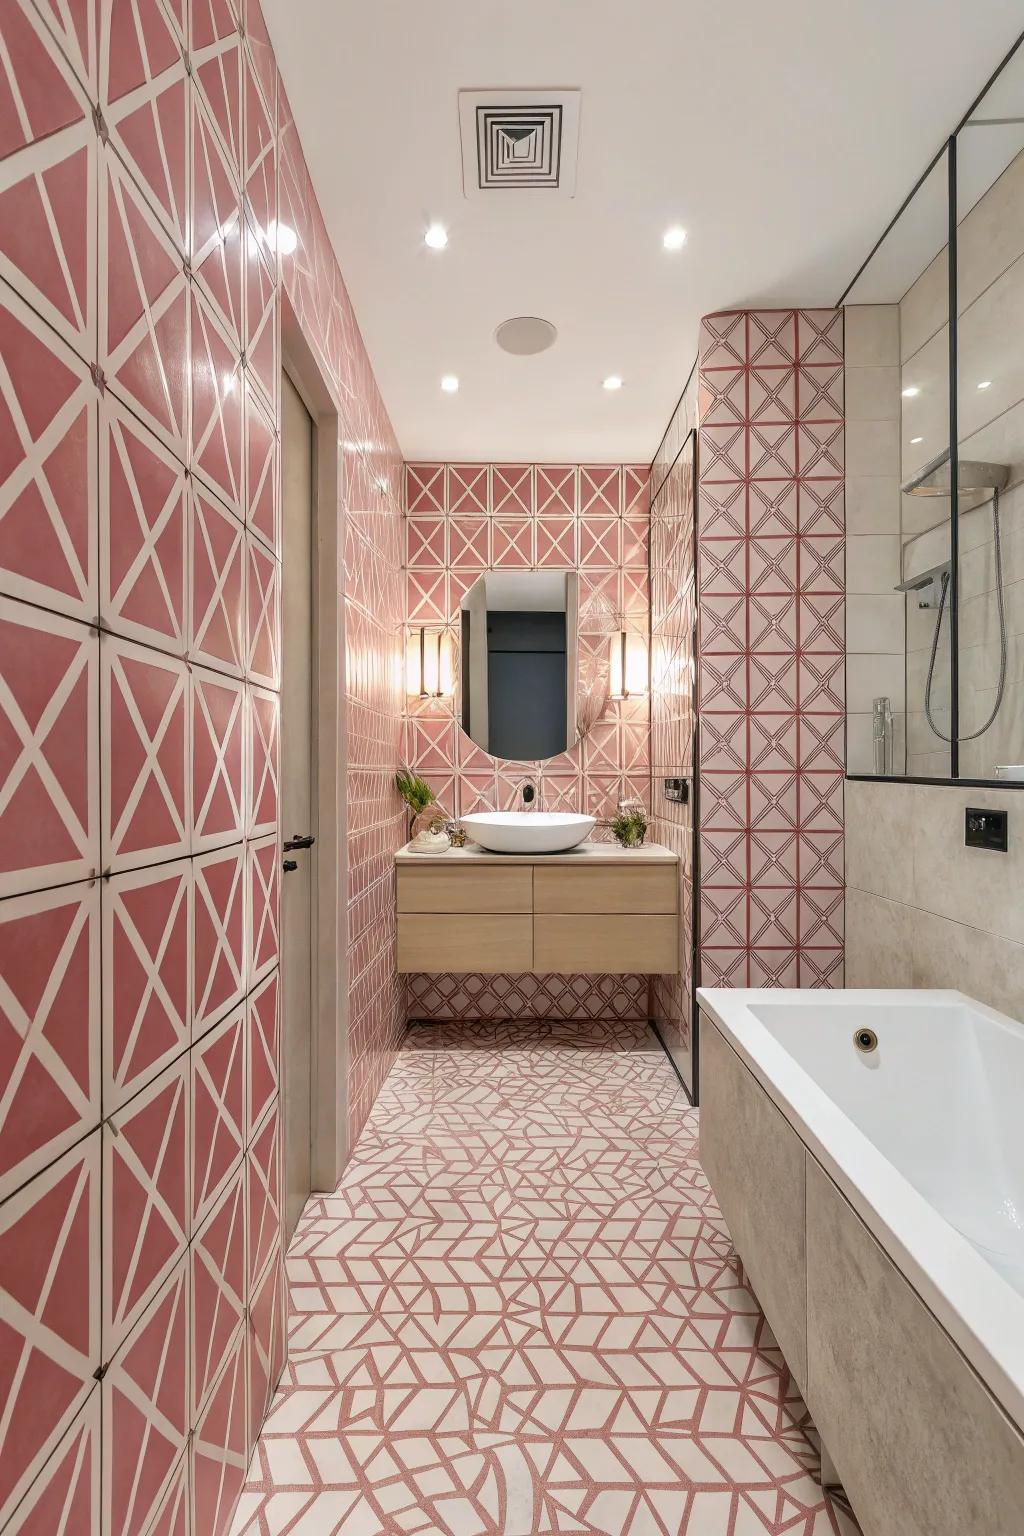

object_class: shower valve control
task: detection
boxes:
[965,807,1008,852]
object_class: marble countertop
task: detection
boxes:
[395,838,679,866]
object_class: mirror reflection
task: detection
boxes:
[459,571,579,761]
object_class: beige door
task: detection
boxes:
[280,371,315,1241]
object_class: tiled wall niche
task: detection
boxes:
[403,461,651,1022]
[0,3,404,1532]
[697,309,846,990]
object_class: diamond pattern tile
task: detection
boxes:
[697,310,844,992]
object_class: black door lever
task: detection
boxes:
[283,834,316,851]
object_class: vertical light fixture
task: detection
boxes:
[609,631,648,699]
[408,627,452,697]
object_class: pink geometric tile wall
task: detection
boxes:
[404,462,651,1022]
[0,3,403,1533]
[698,310,845,990]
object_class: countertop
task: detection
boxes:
[395,839,679,866]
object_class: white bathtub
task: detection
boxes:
[696,987,1024,1433]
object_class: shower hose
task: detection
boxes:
[924,488,1007,742]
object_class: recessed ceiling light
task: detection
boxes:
[978,379,992,390]
[424,223,448,250]
[440,374,459,393]
[663,225,687,251]
[602,375,623,391]
[902,386,920,398]
[911,436,924,445]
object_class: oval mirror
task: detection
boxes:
[459,570,593,761]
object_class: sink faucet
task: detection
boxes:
[518,779,541,810]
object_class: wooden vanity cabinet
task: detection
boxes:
[396,849,678,975]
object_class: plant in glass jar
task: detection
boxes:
[610,803,648,849]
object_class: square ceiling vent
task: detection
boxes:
[458,89,581,198]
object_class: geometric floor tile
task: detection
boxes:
[233,1021,860,1536]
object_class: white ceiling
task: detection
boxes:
[263,1,1024,463]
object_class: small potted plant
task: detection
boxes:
[395,769,450,854]
[610,802,648,849]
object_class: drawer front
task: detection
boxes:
[533,914,677,974]
[397,864,532,914]
[534,864,677,915]
[398,914,532,974]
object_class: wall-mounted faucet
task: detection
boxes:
[519,780,539,810]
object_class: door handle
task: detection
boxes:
[282,858,299,873]
[283,834,316,852]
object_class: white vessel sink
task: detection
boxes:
[461,811,595,854]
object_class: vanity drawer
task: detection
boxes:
[533,914,677,974]
[397,914,532,973]
[397,864,532,914]
[534,864,677,915]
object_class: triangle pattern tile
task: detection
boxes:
[101,397,187,653]
[104,1056,188,1352]
[0,1133,100,1527]
[0,596,98,898]
[103,859,189,1113]
[0,284,97,621]
[103,1259,188,1536]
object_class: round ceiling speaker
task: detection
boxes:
[494,316,558,355]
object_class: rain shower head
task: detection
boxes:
[901,449,1010,496]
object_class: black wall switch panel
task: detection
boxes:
[965,807,1008,852]
[663,777,689,804]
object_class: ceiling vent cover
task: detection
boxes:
[459,89,580,198]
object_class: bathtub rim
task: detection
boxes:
[696,985,1024,1434]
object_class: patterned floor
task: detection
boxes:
[232,1021,860,1535]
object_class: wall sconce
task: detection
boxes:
[609,631,648,699]
[407,627,453,698]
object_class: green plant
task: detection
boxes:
[395,768,435,816]
[610,804,648,849]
